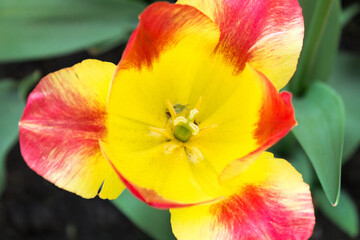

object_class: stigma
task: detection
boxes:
[167,98,201,142]
[173,109,199,142]
[149,98,202,143]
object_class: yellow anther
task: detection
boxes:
[166,98,202,142]
[149,126,174,140]
[188,109,199,122]
[174,116,188,126]
[194,96,202,110]
[188,122,199,135]
[166,99,177,122]
[190,124,218,140]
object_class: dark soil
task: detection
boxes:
[0,144,151,240]
[1,1,360,239]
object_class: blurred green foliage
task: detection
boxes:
[290,19,360,236]
[289,0,360,236]
[315,189,359,238]
[112,190,176,240]
[0,0,145,62]
[329,53,360,161]
[290,0,344,206]
[292,0,341,94]
[0,71,40,194]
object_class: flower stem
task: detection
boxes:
[290,0,335,96]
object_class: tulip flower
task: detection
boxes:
[19,0,315,239]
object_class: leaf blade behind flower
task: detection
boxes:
[0,0,145,62]
[292,82,344,205]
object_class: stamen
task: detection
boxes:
[167,97,203,143]
[183,145,204,164]
[188,122,199,135]
[166,99,177,122]
[149,126,174,140]
[188,109,199,122]
[194,96,202,110]
[189,146,205,160]
[191,124,218,140]
[173,116,188,126]
[200,124,218,132]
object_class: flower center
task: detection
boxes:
[173,109,199,142]
[166,98,202,142]
[148,98,205,143]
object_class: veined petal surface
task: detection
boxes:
[19,60,125,199]
[177,0,304,89]
[102,3,296,206]
[171,153,315,240]
[103,2,221,207]
[191,66,296,178]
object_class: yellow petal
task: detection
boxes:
[103,2,295,205]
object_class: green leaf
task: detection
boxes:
[0,72,41,195]
[0,0,146,62]
[0,80,25,194]
[329,53,360,161]
[309,0,341,82]
[87,35,129,56]
[291,0,341,94]
[17,71,41,101]
[341,2,360,27]
[112,190,175,240]
[314,189,359,238]
[269,133,297,158]
[292,82,345,205]
[290,147,316,186]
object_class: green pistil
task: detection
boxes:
[173,109,199,142]
[174,124,193,142]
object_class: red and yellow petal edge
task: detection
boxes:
[177,0,304,90]
[171,153,315,240]
[116,1,220,71]
[100,145,222,209]
[19,59,125,199]
[103,2,297,206]
[220,67,296,183]
[102,2,223,207]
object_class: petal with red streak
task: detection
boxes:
[171,153,315,240]
[190,65,296,179]
[103,2,296,206]
[117,2,220,71]
[177,0,304,89]
[102,2,222,206]
[19,60,125,199]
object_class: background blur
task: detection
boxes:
[0,0,359,239]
